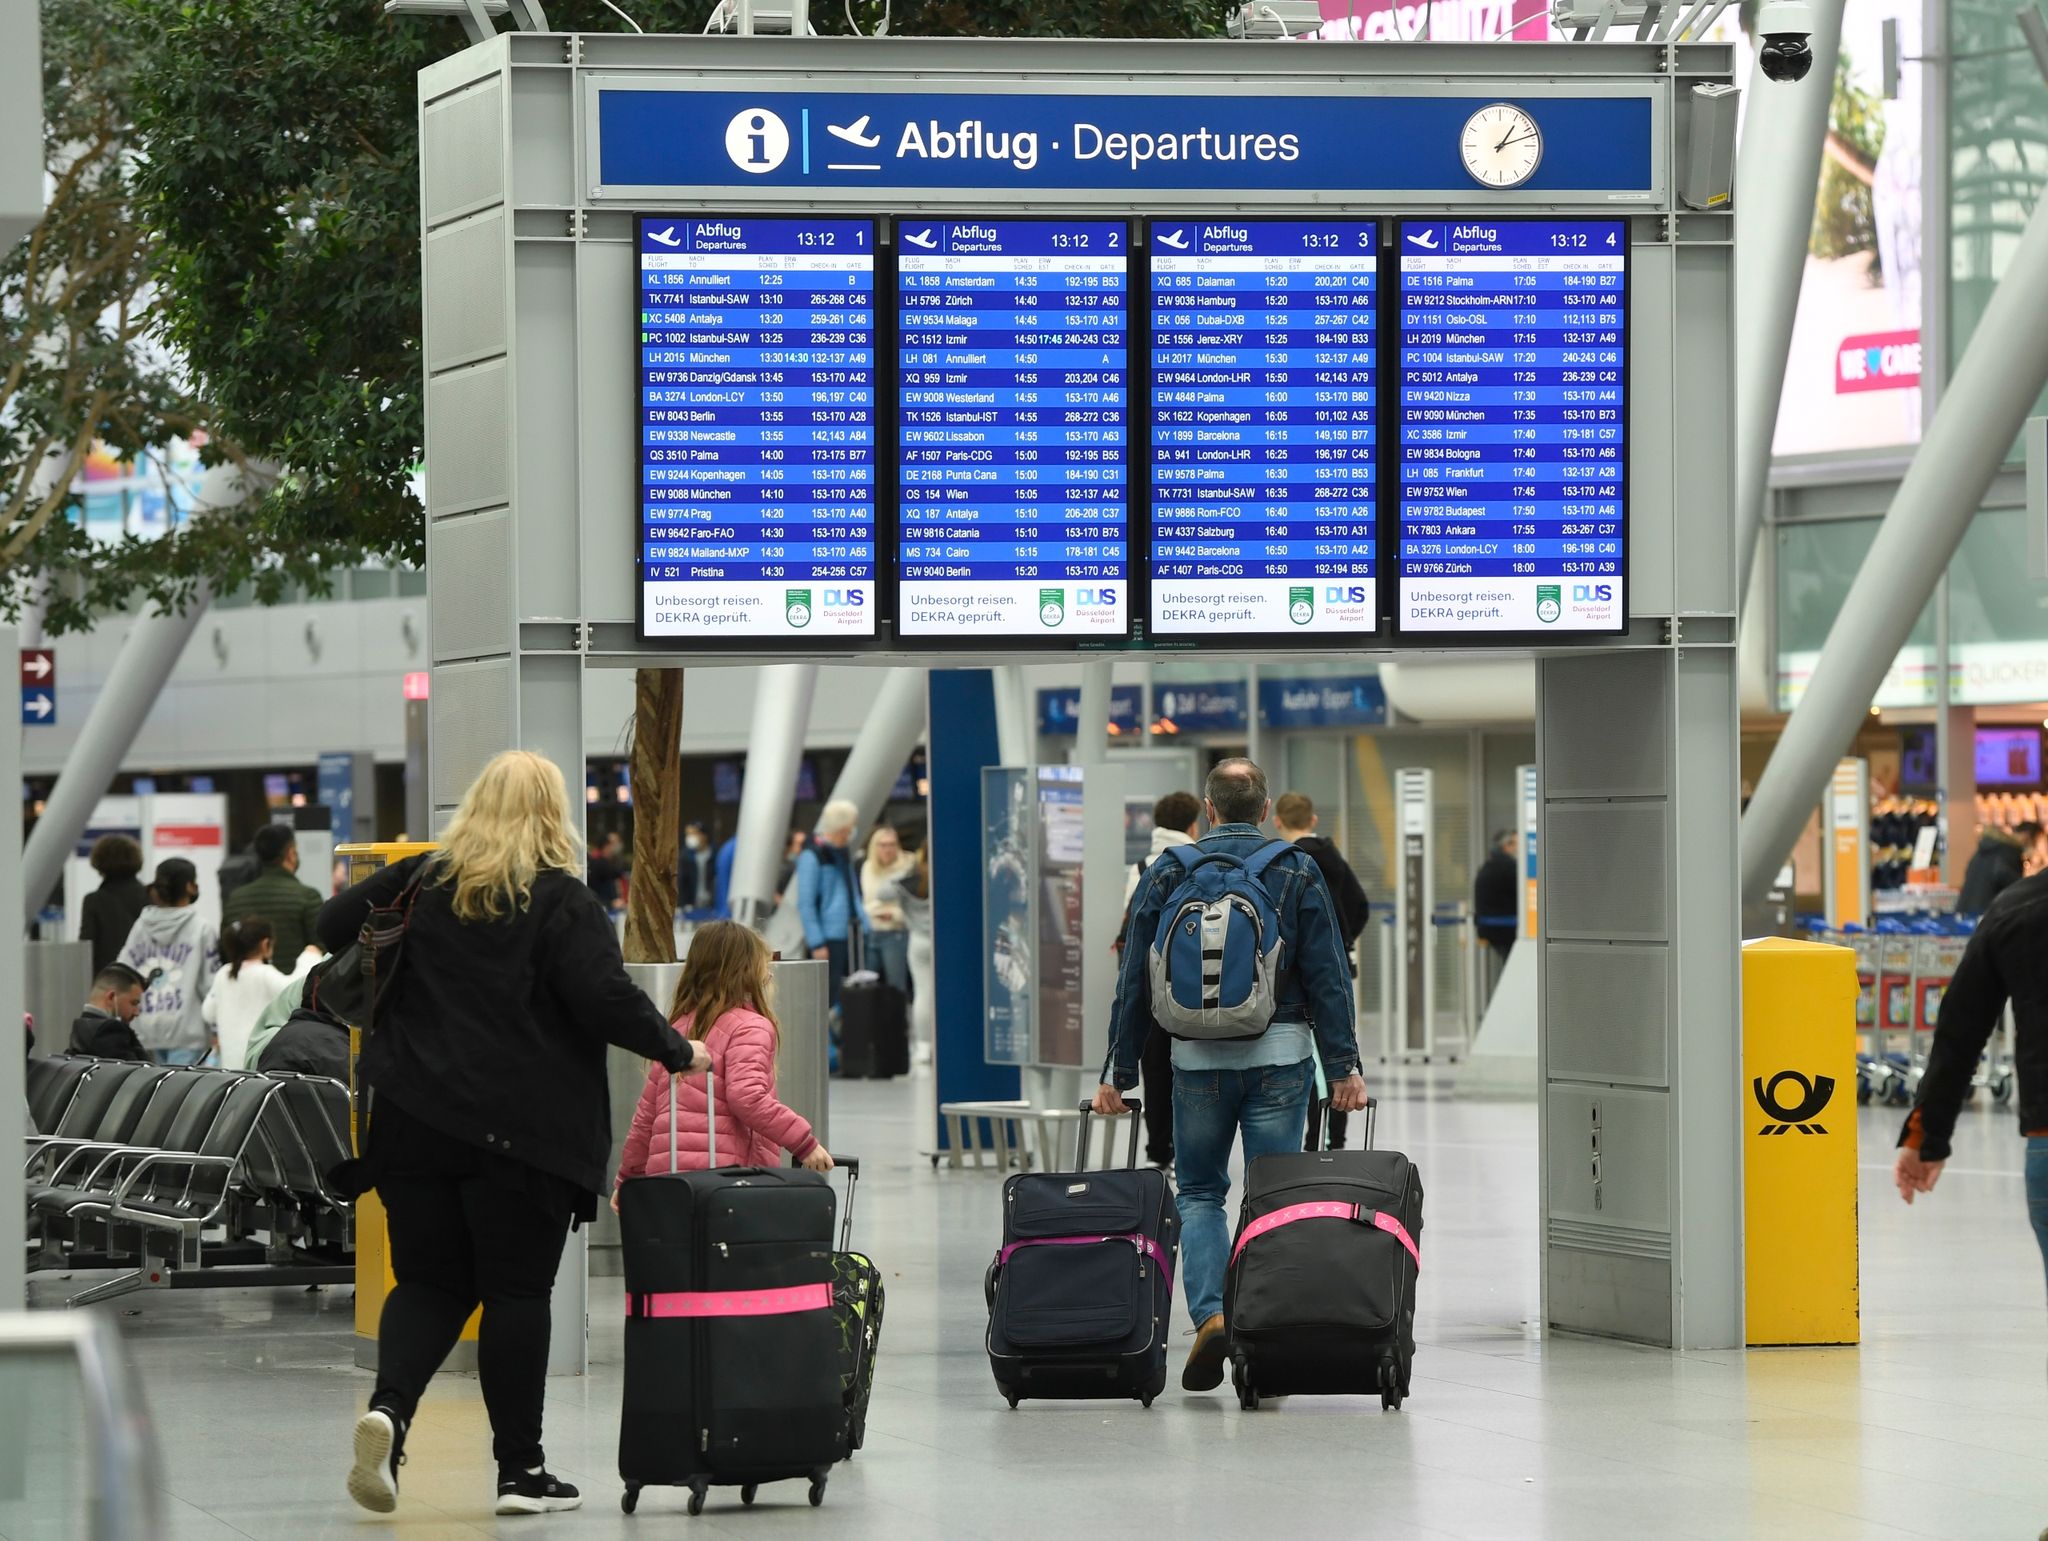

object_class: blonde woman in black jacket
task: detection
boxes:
[325,750,706,1517]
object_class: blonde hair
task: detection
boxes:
[668,921,779,1049]
[433,750,583,923]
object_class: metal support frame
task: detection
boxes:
[1741,190,2048,902]
[1732,0,1847,609]
[416,31,1739,1351]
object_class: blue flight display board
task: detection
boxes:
[895,218,1131,640]
[636,215,877,642]
[1394,218,1627,634]
[1148,218,1378,637]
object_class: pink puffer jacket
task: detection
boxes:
[616,1006,817,1180]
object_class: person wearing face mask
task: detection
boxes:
[117,859,220,1065]
[679,820,716,916]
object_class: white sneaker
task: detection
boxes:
[347,1408,404,1514]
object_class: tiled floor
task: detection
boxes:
[27,1075,2048,1540]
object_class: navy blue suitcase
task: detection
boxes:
[984,1102,1178,1409]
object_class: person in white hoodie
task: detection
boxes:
[203,918,319,1070]
[1114,790,1202,1167]
[118,858,220,1065]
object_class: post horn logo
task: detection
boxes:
[1753,1070,1834,1136]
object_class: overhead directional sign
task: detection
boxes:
[591,86,1655,201]
[19,647,54,726]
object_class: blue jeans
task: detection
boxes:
[868,929,911,996]
[2028,1137,2048,1301]
[1172,1059,1314,1326]
[154,1047,207,1066]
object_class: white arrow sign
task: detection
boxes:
[23,692,53,720]
[22,652,50,680]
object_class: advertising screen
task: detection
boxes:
[1975,727,2043,788]
[1148,219,1378,638]
[895,218,1131,641]
[636,215,877,642]
[1394,218,1627,635]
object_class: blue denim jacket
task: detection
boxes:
[1104,824,1361,1088]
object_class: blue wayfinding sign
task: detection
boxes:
[1038,685,1145,735]
[1258,674,1388,728]
[595,89,1653,196]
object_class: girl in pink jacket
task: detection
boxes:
[614,922,833,1200]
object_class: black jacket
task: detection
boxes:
[257,1009,351,1082]
[1900,870,2048,1162]
[1473,852,1519,944]
[1957,831,2027,915]
[79,877,149,975]
[1292,835,1370,947]
[69,1008,148,1061]
[317,854,695,1196]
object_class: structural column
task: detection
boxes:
[1538,646,1742,1349]
[820,666,929,829]
[728,663,820,926]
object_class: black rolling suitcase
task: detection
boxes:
[985,1101,1177,1409]
[617,1072,852,1515]
[837,974,909,1079]
[1224,1098,1423,1412]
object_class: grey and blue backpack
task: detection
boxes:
[1146,841,1289,1041]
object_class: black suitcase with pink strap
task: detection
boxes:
[1223,1098,1423,1411]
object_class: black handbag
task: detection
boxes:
[357,857,434,1031]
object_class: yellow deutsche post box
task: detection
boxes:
[334,843,479,1369]
[1742,936,1860,1346]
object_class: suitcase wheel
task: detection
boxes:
[1231,1356,1258,1411]
[687,1480,708,1516]
[621,1486,639,1515]
[1140,1393,1155,1410]
[809,1472,828,1508]
[740,1485,758,1507]
[1378,1361,1405,1413]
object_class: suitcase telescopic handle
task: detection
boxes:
[834,1157,861,1250]
[1306,1094,1377,1152]
[1074,1098,1144,1170]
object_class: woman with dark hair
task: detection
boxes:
[79,833,148,974]
[322,749,707,1518]
[116,858,218,1065]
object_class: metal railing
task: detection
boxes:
[0,1314,161,1539]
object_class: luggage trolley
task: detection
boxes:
[1838,931,1904,1106]
[1907,924,2012,1106]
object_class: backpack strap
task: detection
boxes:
[1242,839,1295,883]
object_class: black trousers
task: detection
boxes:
[823,937,850,1011]
[369,1103,578,1471]
[1140,1024,1175,1165]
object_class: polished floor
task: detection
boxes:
[26,1075,2048,1540]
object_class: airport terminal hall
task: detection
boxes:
[12,0,2048,1536]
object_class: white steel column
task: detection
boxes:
[820,666,928,829]
[1,625,23,1306]
[1074,658,1111,766]
[728,663,819,926]
[1732,0,1847,606]
[1742,191,2048,901]
[17,462,268,919]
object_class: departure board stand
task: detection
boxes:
[419,33,1743,1354]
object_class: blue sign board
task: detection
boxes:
[317,753,355,819]
[19,689,53,726]
[895,219,1131,640]
[596,90,1653,197]
[636,215,879,642]
[1149,218,1378,638]
[1394,218,1627,634]
[1257,674,1388,728]
[1151,680,1249,733]
[1037,684,1145,735]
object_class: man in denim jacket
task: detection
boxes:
[1093,757,1367,1392]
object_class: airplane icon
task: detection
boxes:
[648,225,681,247]
[1158,229,1189,250]
[828,114,882,149]
[1405,229,1440,249]
[904,228,937,249]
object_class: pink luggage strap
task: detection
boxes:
[629,1282,834,1319]
[1229,1201,1420,1272]
[996,1232,1174,1282]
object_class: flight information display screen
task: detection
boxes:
[1394,218,1627,634]
[636,215,877,642]
[1149,219,1378,637]
[896,218,1131,640]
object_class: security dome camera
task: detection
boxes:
[1757,0,1816,84]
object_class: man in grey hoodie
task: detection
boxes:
[1116,790,1202,1167]
[118,858,220,1064]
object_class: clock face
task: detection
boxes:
[1461,103,1543,189]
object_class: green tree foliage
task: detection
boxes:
[1810,46,1885,270]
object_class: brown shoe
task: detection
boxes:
[1181,1313,1228,1391]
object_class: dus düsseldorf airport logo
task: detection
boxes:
[1753,1070,1835,1136]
